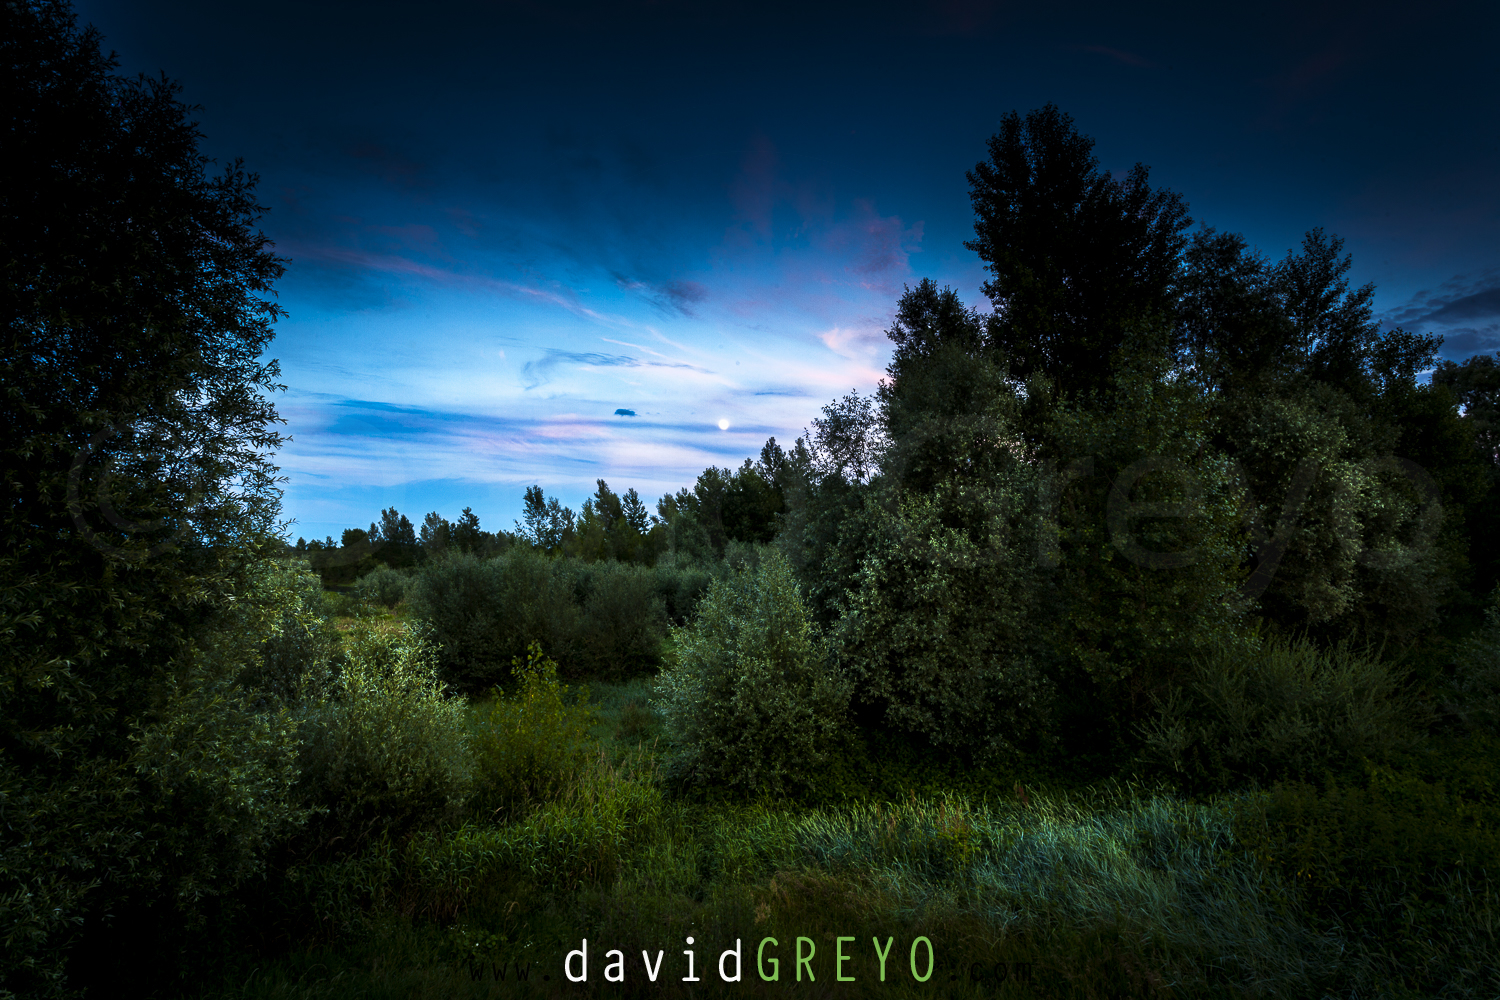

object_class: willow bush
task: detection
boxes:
[655,550,850,796]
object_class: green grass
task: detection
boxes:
[187,654,1500,1000]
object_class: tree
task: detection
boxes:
[966,104,1192,395]
[451,506,481,553]
[655,551,850,795]
[1431,352,1500,595]
[2,1,292,992]
[1434,353,1500,466]
[516,485,575,552]
[621,488,651,534]
[420,510,452,551]
[372,506,417,567]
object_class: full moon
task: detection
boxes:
[717,418,730,430]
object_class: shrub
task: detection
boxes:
[469,644,597,818]
[298,623,472,851]
[572,561,668,678]
[354,563,411,609]
[650,554,715,624]
[654,550,851,796]
[237,557,340,706]
[1447,588,1500,735]
[1137,635,1425,792]
[404,549,579,689]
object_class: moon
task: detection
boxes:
[717,418,730,431]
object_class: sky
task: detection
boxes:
[74,0,1500,543]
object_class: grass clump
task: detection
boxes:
[1136,633,1424,793]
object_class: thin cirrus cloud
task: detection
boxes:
[260,156,928,541]
[69,0,1500,544]
[1381,267,1500,358]
[521,350,712,390]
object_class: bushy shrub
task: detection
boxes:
[835,484,1054,762]
[572,561,668,678]
[298,623,472,851]
[1137,635,1424,792]
[1447,589,1500,735]
[119,555,319,920]
[469,644,597,818]
[655,550,851,796]
[355,563,411,609]
[405,549,580,689]
[237,557,340,706]
[650,554,715,624]
[406,550,671,687]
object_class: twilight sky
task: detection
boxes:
[75,0,1500,543]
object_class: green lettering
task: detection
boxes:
[909,937,933,982]
[757,938,779,981]
[796,937,816,982]
[872,937,893,982]
[836,936,855,981]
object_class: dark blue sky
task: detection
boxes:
[75,0,1500,541]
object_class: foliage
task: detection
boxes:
[404,549,671,688]
[832,284,1054,759]
[570,561,668,678]
[650,553,715,624]
[1042,360,1253,704]
[659,440,792,557]
[655,551,851,796]
[237,558,341,705]
[353,563,412,610]
[1,2,294,993]
[775,393,882,626]
[516,484,576,551]
[1433,351,1500,465]
[569,479,668,564]
[1137,635,1426,793]
[404,549,581,689]
[297,624,472,852]
[1232,744,1500,996]
[1447,589,1500,736]
[469,644,598,819]
[966,103,1191,396]
[1216,381,1450,646]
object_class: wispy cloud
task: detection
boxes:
[521,349,712,389]
[612,273,710,315]
[1380,267,1500,359]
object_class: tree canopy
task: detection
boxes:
[2,2,291,992]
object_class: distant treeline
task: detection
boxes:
[293,438,801,586]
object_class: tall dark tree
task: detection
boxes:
[451,506,482,552]
[1434,353,1500,465]
[2,1,291,992]
[419,510,451,551]
[621,488,652,534]
[516,485,574,552]
[966,104,1191,394]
